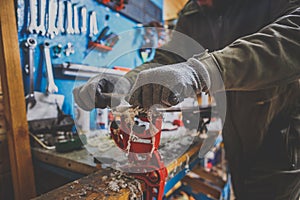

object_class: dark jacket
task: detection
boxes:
[127,0,300,198]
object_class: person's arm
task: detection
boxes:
[201,6,300,91]
[73,12,193,110]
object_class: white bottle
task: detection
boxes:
[201,92,209,107]
[96,108,108,130]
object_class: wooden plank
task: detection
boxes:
[32,148,98,175]
[33,170,141,200]
[0,1,36,199]
[182,176,221,200]
[191,167,225,188]
[167,142,202,173]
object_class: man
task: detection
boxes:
[74,0,300,199]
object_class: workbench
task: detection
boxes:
[32,129,207,200]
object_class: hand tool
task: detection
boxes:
[85,26,111,55]
[43,41,58,94]
[86,26,119,55]
[28,0,38,33]
[89,11,98,38]
[96,26,110,43]
[73,4,80,34]
[80,6,87,34]
[92,12,99,35]
[54,62,126,78]
[57,0,65,33]
[64,42,75,56]
[36,0,46,35]
[25,37,37,109]
[103,33,119,47]
[66,1,74,34]
[47,0,59,38]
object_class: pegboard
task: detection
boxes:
[16,0,149,119]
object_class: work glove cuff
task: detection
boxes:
[187,58,211,93]
[191,50,224,92]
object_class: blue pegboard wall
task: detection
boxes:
[16,0,158,118]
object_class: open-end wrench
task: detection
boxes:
[47,0,59,38]
[89,11,98,38]
[28,0,38,33]
[89,12,94,38]
[43,42,58,94]
[25,37,37,109]
[66,1,74,34]
[92,11,99,36]
[73,4,80,34]
[80,6,87,34]
[36,0,47,35]
[57,0,65,33]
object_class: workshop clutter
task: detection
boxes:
[166,166,229,200]
[165,145,230,200]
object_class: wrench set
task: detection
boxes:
[22,0,126,111]
[27,0,91,38]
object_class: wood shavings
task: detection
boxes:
[104,171,143,199]
[112,106,159,157]
[147,110,158,136]
[101,175,108,181]
[108,181,120,192]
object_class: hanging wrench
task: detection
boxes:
[73,4,80,34]
[28,0,38,33]
[47,0,59,38]
[80,6,87,34]
[43,42,58,94]
[66,1,74,34]
[92,11,99,36]
[57,0,65,33]
[36,0,47,35]
[89,11,98,38]
[25,37,37,109]
[89,12,94,38]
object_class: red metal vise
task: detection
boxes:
[110,114,168,200]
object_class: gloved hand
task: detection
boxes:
[129,58,211,109]
[73,74,131,111]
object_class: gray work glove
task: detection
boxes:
[129,58,211,109]
[73,74,131,111]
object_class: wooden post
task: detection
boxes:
[0,0,36,199]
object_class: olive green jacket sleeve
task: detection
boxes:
[127,6,300,92]
[204,6,300,91]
